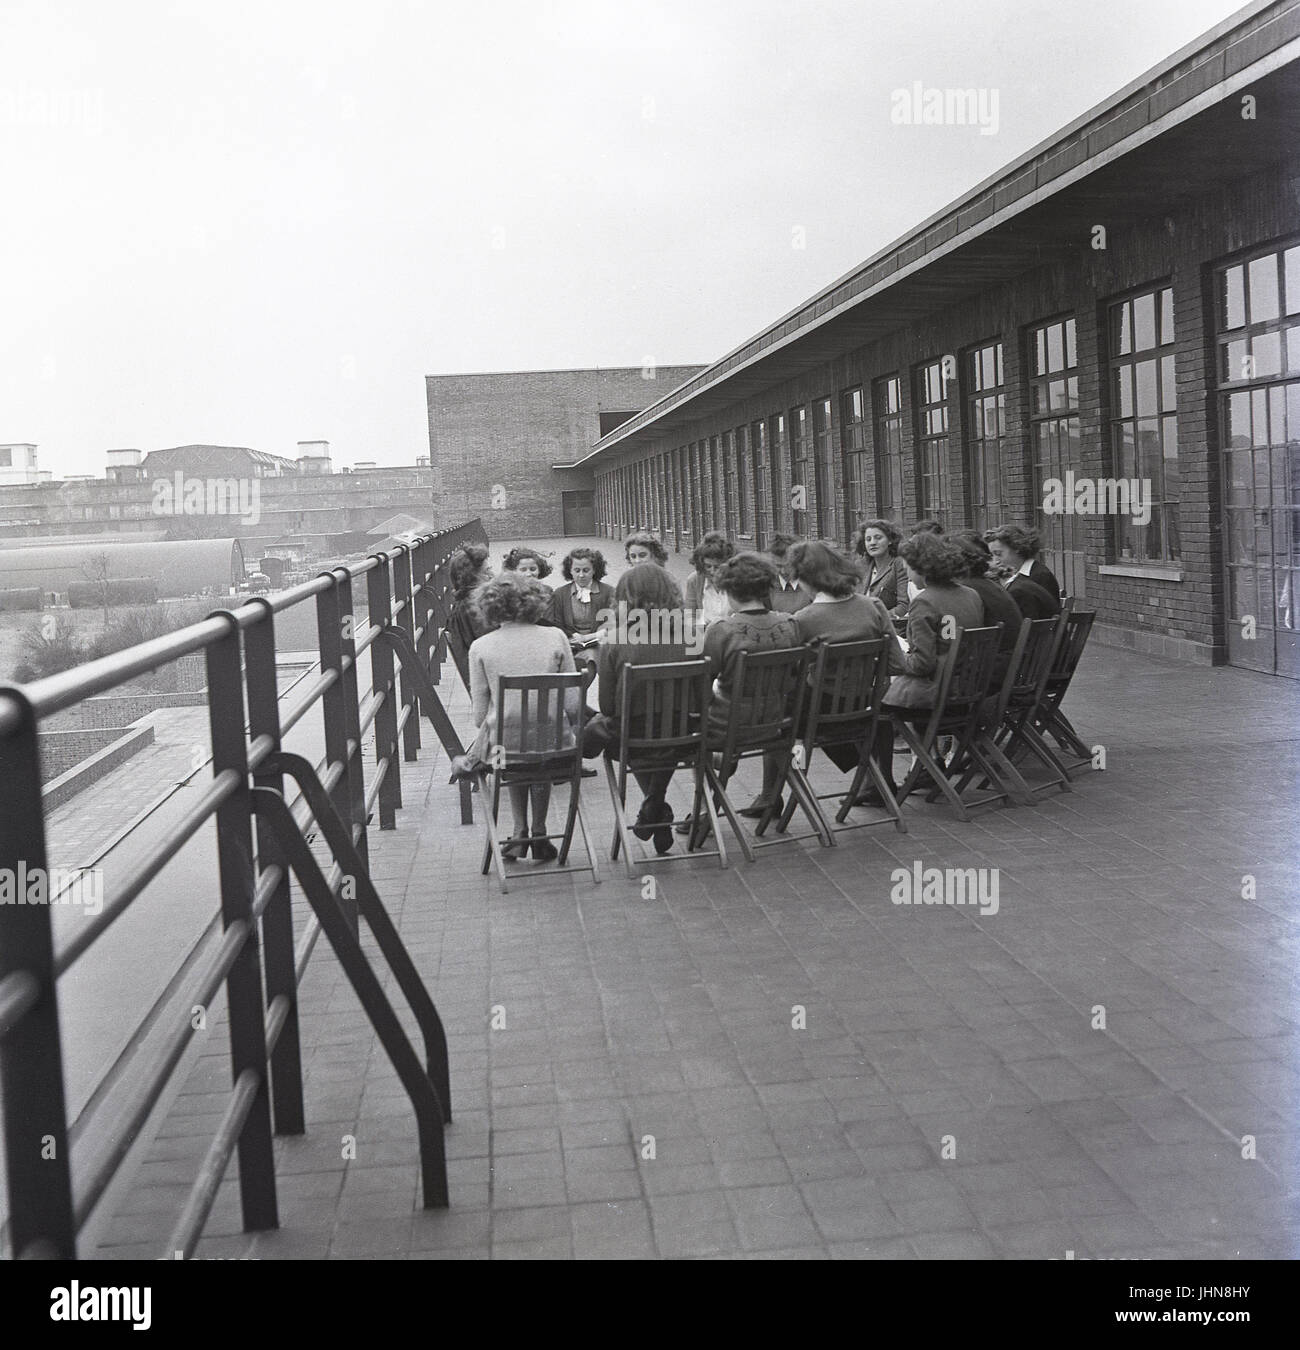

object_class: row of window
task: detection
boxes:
[599,238,1300,580]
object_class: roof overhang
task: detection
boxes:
[554,0,1300,470]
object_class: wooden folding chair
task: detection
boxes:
[602,658,730,874]
[761,638,906,842]
[1032,607,1096,775]
[950,616,1071,802]
[893,625,1015,820]
[701,646,831,857]
[474,672,600,893]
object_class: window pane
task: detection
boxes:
[1067,375,1078,408]
[1160,353,1177,411]
[1116,422,1136,478]
[1252,388,1270,447]
[1248,254,1280,323]
[1222,338,1248,382]
[1111,303,1131,357]
[1046,324,1063,372]
[1225,390,1252,446]
[1162,416,1179,495]
[1287,247,1300,315]
[1065,318,1077,369]
[1035,328,1047,376]
[1287,323,1300,375]
[1225,448,1252,505]
[1220,265,1246,330]
[1133,293,1156,351]
[1160,288,1175,346]
[1252,330,1282,379]
[1135,359,1158,416]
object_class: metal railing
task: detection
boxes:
[0,518,488,1258]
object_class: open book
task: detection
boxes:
[570,631,604,650]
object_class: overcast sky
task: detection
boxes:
[0,0,1251,476]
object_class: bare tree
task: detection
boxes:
[81,551,113,627]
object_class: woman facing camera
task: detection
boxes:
[460,572,580,863]
[852,518,910,616]
[623,532,669,568]
[547,547,615,654]
[685,532,736,626]
[502,546,555,590]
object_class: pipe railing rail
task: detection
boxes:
[0,518,488,1259]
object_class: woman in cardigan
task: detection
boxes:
[852,518,910,616]
[546,547,616,654]
[744,540,904,817]
[684,532,735,627]
[858,532,984,807]
[457,572,580,863]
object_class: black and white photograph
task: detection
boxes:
[0,0,1297,1298]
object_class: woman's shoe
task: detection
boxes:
[531,839,559,863]
[675,814,694,835]
[502,838,529,861]
[632,800,657,841]
[852,785,895,809]
[651,802,675,855]
[739,796,782,819]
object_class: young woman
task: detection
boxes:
[547,547,615,653]
[951,530,1024,679]
[985,524,1061,611]
[623,532,669,568]
[745,540,904,816]
[852,518,909,616]
[501,546,554,590]
[684,532,735,627]
[458,572,580,863]
[768,533,815,614]
[860,532,984,806]
[583,563,691,855]
[447,543,494,648]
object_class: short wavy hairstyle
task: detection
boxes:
[449,544,491,603]
[714,551,778,605]
[852,518,902,557]
[984,524,1042,560]
[474,571,550,626]
[950,529,994,578]
[502,545,553,578]
[562,546,607,582]
[690,532,736,571]
[623,531,668,566]
[899,532,968,587]
[908,519,945,537]
[790,540,862,599]
[769,532,801,559]
[615,561,684,612]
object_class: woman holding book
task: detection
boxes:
[547,547,616,655]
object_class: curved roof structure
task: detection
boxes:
[0,537,245,596]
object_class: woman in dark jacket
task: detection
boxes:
[853,518,910,616]
[547,547,615,653]
[952,530,1023,680]
[985,524,1061,606]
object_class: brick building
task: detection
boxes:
[563,1,1300,678]
[425,366,705,538]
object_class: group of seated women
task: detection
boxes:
[444,518,1063,864]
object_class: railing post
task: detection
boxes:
[334,568,370,870]
[0,689,76,1259]
[315,578,358,933]
[203,615,278,1233]
[243,600,305,1136]
[366,555,402,830]
[393,543,421,759]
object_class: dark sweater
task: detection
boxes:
[701,608,799,736]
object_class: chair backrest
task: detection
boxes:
[494,673,586,762]
[937,624,1003,706]
[617,659,712,766]
[992,616,1065,721]
[1048,609,1096,688]
[716,646,810,766]
[803,638,892,749]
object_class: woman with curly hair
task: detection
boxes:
[858,532,984,807]
[457,571,580,863]
[852,518,909,615]
[685,531,735,626]
[447,543,494,648]
[984,524,1061,612]
[547,547,615,652]
[623,532,669,568]
[502,545,554,590]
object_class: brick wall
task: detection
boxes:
[426,366,705,538]
[38,726,128,779]
[593,156,1300,668]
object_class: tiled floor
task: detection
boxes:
[87,553,1300,1260]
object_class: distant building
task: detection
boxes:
[425,365,706,537]
[0,443,43,486]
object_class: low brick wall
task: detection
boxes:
[41,723,156,810]
[76,690,206,729]
[38,726,129,780]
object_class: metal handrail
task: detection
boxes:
[0,518,488,1259]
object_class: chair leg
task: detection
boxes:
[783,763,834,847]
[475,770,510,893]
[604,756,638,878]
[704,762,751,864]
[972,736,1034,806]
[897,722,970,821]
[1005,719,1073,793]
[575,801,601,885]
[863,756,907,833]
[557,775,580,864]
